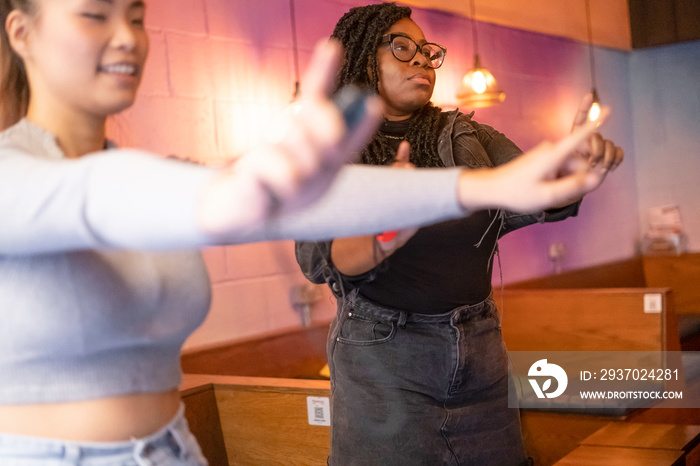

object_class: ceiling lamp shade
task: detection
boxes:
[456,55,505,108]
[456,0,505,109]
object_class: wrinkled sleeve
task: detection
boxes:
[1,147,467,254]
[0,148,216,254]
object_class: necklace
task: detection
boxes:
[380,133,404,140]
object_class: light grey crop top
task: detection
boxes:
[0,119,465,404]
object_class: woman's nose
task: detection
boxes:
[111,20,138,52]
[411,50,429,68]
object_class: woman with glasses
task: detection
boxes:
[296,3,623,465]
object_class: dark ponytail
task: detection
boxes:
[1,0,33,130]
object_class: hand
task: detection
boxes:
[376,141,418,254]
[331,142,418,276]
[458,109,612,213]
[198,40,383,235]
[572,93,624,173]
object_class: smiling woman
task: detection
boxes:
[8,0,148,157]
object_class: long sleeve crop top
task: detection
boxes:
[0,119,466,404]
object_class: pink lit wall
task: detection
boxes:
[110,0,647,350]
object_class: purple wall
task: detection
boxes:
[130,0,665,348]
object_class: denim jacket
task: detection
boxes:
[295,110,580,296]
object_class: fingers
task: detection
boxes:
[588,133,604,167]
[542,169,605,206]
[611,146,624,171]
[525,106,609,176]
[391,141,413,168]
[300,39,342,100]
[571,93,594,130]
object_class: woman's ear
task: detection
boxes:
[5,9,32,60]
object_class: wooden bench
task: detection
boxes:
[493,287,693,465]
[180,374,331,466]
[508,253,700,350]
[496,288,680,352]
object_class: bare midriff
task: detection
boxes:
[0,389,181,441]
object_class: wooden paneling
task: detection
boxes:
[506,257,645,290]
[498,288,678,352]
[181,322,330,379]
[629,0,700,48]
[401,0,632,49]
[180,384,229,466]
[180,375,331,465]
[643,254,700,315]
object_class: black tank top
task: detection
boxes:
[361,119,499,313]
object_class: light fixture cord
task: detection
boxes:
[290,0,301,99]
[585,0,598,91]
[470,0,480,61]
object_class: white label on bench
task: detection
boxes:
[307,396,331,426]
[644,293,663,313]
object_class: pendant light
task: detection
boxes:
[456,0,505,109]
[585,0,601,121]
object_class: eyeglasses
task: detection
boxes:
[380,33,447,69]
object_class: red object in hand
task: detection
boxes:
[376,231,397,242]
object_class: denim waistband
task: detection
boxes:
[348,292,496,325]
[0,403,190,463]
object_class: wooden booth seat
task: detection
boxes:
[179,254,700,465]
[508,253,700,351]
[180,374,331,466]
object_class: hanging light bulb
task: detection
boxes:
[456,0,505,109]
[588,89,601,122]
[457,55,505,108]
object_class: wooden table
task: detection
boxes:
[555,422,700,466]
[554,445,684,465]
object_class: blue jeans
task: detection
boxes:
[327,292,528,466]
[0,404,207,465]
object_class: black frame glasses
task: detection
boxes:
[380,33,447,69]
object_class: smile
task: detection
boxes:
[99,63,139,76]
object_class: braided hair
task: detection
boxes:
[331,2,447,168]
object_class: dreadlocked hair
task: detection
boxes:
[331,2,448,168]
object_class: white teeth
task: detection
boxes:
[101,64,137,75]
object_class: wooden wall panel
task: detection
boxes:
[181,385,229,466]
[214,384,331,465]
[498,288,674,352]
[643,254,700,315]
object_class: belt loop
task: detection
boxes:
[63,444,81,464]
[398,311,407,329]
[132,439,152,466]
[168,427,187,459]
